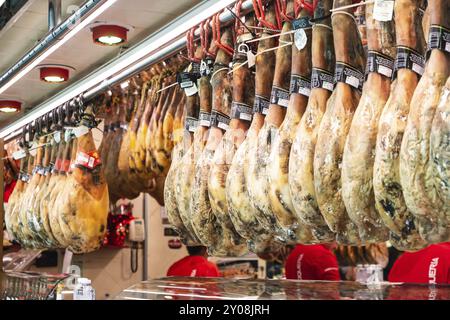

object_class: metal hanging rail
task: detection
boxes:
[0,0,255,142]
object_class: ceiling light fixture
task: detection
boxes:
[92,24,128,46]
[40,66,70,83]
[0,100,21,113]
[0,0,118,95]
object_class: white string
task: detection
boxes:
[227,42,293,75]
[210,67,230,83]
[331,10,357,24]
[227,61,248,75]
[329,0,374,12]
[313,23,332,31]
[245,29,296,44]
[156,82,178,93]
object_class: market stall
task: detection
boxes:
[0,0,449,300]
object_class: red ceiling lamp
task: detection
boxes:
[0,100,22,113]
[39,66,70,83]
[92,24,128,46]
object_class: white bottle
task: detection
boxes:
[73,278,96,300]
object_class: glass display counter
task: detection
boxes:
[115,277,450,300]
[0,271,69,300]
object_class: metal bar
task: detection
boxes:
[48,0,62,31]
[85,0,254,100]
[0,0,105,87]
[0,0,254,141]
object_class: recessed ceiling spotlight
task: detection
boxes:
[92,24,128,46]
[38,65,74,83]
[0,100,22,113]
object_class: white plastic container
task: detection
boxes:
[73,278,96,300]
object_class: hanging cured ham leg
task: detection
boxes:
[289,0,335,243]
[207,9,254,257]
[248,0,292,241]
[314,0,366,245]
[268,1,314,243]
[400,0,450,243]
[165,42,202,243]
[341,2,395,243]
[190,26,234,251]
[28,133,52,247]
[227,1,278,250]
[373,0,428,250]
[19,133,47,248]
[5,153,29,241]
[164,95,195,243]
[54,107,109,253]
[176,26,216,246]
[429,78,450,231]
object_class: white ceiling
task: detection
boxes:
[0,0,201,127]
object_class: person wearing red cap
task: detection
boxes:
[167,246,220,277]
[285,243,340,281]
[388,242,450,284]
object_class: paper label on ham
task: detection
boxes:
[54,131,61,143]
[366,51,394,79]
[334,62,364,92]
[231,102,253,122]
[178,63,201,89]
[210,110,230,131]
[12,149,26,160]
[373,0,394,22]
[290,74,311,97]
[294,29,308,50]
[253,95,270,114]
[185,116,199,133]
[20,172,30,182]
[73,125,90,138]
[311,68,335,92]
[199,111,211,127]
[29,141,38,157]
[200,58,214,77]
[270,86,290,108]
[392,46,425,79]
[427,25,450,56]
[75,151,101,170]
[184,83,198,96]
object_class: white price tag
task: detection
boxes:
[446,42,450,53]
[247,50,256,68]
[218,122,229,130]
[299,87,311,97]
[184,83,198,96]
[412,63,424,75]
[278,98,289,108]
[294,29,307,50]
[373,0,394,21]
[200,119,210,127]
[29,141,38,157]
[240,113,252,121]
[323,81,334,91]
[54,131,61,143]
[345,75,360,89]
[378,65,393,78]
[12,149,27,160]
[65,129,73,142]
[73,125,90,138]
[262,108,269,115]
